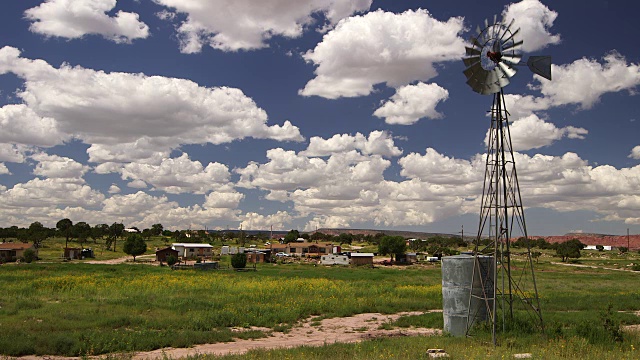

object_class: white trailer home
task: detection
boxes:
[321,254,350,265]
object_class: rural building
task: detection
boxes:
[172,243,213,259]
[0,242,36,262]
[350,253,374,266]
[269,242,336,257]
[64,247,83,260]
[156,247,179,262]
[321,254,350,265]
[397,252,418,264]
[246,249,271,263]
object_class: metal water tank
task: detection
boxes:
[441,254,494,336]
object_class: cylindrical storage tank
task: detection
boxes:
[441,254,494,336]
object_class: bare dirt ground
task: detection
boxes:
[85,254,157,265]
[551,262,640,273]
[134,311,441,359]
[15,311,440,360]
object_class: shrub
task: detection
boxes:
[231,253,247,269]
[619,247,628,254]
[22,248,36,263]
[166,255,178,266]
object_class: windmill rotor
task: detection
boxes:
[462,16,551,95]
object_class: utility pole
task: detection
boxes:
[628,228,630,250]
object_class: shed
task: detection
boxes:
[350,253,374,266]
[64,247,83,260]
[156,247,179,262]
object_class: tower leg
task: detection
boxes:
[467,90,543,343]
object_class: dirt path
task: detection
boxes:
[551,262,639,273]
[85,254,156,265]
[134,311,440,359]
[15,311,440,360]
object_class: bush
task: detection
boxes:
[166,255,178,266]
[231,253,247,269]
[22,248,36,263]
[619,247,628,254]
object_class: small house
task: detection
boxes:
[321,254,349,265]
[0,242,36,262]
[246,250,271,263]
[156,247,179,262]
[172,243,213,259]
[350,253,374,266]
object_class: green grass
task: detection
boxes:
[0,263,441,356]
[2,250,640,358]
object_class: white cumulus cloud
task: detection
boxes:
[121,153,232,194]
[302,130,402,158]
[534,53,640,109]
[0,46,303,163]
[498,114,588,151]
[154,0,372,52]
[502,0,561,52]
[373,82,449,125]
[300,9,465,98]
[629,146,640,160]
[25,0,149,43]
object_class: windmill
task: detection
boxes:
[462,15,549,344]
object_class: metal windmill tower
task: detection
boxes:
[462,15,550,344]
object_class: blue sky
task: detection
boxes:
[0,0,639,236]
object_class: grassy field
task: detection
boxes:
[2,238,639,358]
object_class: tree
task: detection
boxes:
[56,218,73,249]
[141,228,152,240]
[166,254,178,266]
[619,247,629,254]
[28,222,47,249]
[151,223,164,236]
[123,234,147,261]
[378,236,407,261]
[231,253,247,269]
[556,239,585,262]
[108,222,125,251]
[22,248,37,263]
[91,224,109,243]
[596,245,604,252]
[284,230,300,243]
[338,233,354,245]
[73,222,91,248]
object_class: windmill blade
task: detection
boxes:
[498,62,517,79]
[527,56,552,80]
[502,40,523,52]
[501,55,521,65]
[500,18,515,41]
[470,36,483,48]
[463,62,484,81]
[502,28,520,44]
[466,46,481,56]
[463,56,481,68]
[495,66,511,88]
[467,72,489,94]
[482,70,502,94]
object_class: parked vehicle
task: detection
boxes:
[275,252,289,257]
